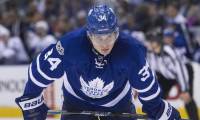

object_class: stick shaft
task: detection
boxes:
[48,110,190,120]
[48,110,148,119]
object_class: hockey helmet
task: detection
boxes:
[86,5,118,34]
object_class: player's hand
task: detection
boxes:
[158,101,181,120]
[15,94,49,120]
[168,106,181,120]
[180,92,191,103]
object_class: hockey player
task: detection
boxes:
[15,5,181,120]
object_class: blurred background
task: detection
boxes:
[0,0,200,119]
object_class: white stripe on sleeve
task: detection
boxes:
[139,86,161,101]
[134,73,156,93]
[29,64,47,87]
[36,54,61,81]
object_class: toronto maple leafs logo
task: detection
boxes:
[80,76,114,98]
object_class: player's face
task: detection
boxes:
[88,32,118,56]
[163,36,174,45]
[150,41,162,54]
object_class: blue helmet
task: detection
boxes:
[86,5,118,34]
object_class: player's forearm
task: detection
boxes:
[23,79,44,95]
[16,74,48,120]
[139,96,163,118]
[140,97,181,119]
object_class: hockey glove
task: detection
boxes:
[158,100,181,120]
[15,93,49,120]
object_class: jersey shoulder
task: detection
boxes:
[58,27,92,65]
[118,32,147,63]
[59,27,91,55]
[120,33,156,92]
[60,27,88,47]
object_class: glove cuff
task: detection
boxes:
[158,100,172,120]
[16,93,44,111]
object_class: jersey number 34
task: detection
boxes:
[44,48,61,71]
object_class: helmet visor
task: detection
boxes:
[88,30,119,46]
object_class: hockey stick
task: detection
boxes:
[48,110,190,120]
[48,110,148,119]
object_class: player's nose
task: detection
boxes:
[101,43,109,48]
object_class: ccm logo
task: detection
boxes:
[24,97,43,108]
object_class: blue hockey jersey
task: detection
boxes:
[24,27,171,119]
